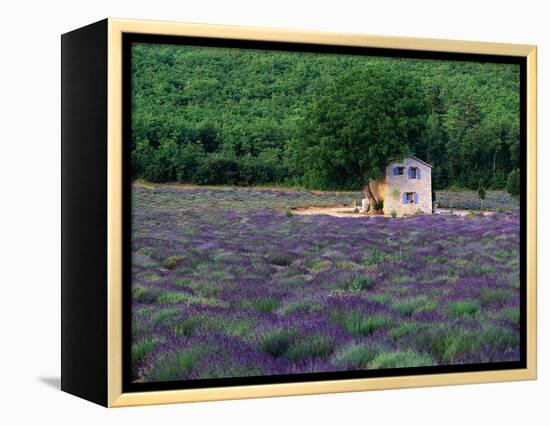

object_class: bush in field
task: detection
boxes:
[448,300,481,318]
[507,169,520,197]
[284,335,334,361]
[163,256,184,270]
[333,343,379,369]
[369,350,434,369]
[144,346,205,382]
[260,329,296,357]
[349,276,374,292]
[478,179,486,209]
[342,312,392,336]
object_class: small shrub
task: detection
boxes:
[343,312,392,336]
[373,199,384,211]
[440,330,481,363]
[391,188,401,200]
[503,307,520,326]
[333,343,379,369]
[173,317,204,337]
[415,327,451,360]
[364,248,384,266]
[131,336,164,366]
[388,322,417,339]
[163,256,184,270]
[269,252,295,267]
[133,285,159,304]
[479,288,514,307]
[349,276,374,292]
[370,293,390,305]
[393,297,437,317]
[448,300,481,318]
[416,327,483,363]
[151,307,179,326]
[284,335,334,361]
[482,324,519,349]
[369,350,434,369]
[280,299,319,315]
[144,346,205,382]
[391,210,397,218]
[285,207,293,217]
[259,329,296,357]
[254,298,280,313]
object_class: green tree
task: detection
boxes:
[130,43,521,189]
[506,169,520,197]
[293,65,429,209]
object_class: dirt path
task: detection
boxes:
[292,206,369,218]
[292,206,496,218]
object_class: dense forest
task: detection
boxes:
[131,42,520,191]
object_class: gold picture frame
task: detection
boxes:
[61,17,537,408]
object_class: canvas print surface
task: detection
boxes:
[129,41,522,384]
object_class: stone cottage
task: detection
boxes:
[362,156,433,216]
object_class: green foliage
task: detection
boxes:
[448,300,481,318]
[284,335,334,361]
[255,298,280,313]
[349,276,374,292]
[506,169,520,197]
[163,256,184,270]
[259,329,296,357]
[391,188,401,200]
[478,178,486,209]
[173,317,204,337]
[132,285,159,304]
[144,346,205,382]
[364,248,384,266]
[342,312,392,336]
[131,43,521,190]
[369,350,434,369]
[333,343,379,369]
[372,198,384,211]
[391,210,398,218]
[478,179,486,200]
[131,337,164,366]
[393,297,437,317]
[292,65,429,189]
[389,322,417,339]
[479,288,514,307]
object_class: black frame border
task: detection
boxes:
[122,33,528,394]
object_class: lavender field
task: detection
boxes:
[131,184,520,383]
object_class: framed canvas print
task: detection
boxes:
[61,18,537,407]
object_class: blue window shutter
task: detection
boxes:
[393,167,398,176]
[402,193,407,204]
[417,168,421,179]
[408,168,412,179]
[414,193,418,204]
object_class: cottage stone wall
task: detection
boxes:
[383,158,432,216]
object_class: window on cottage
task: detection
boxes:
[393,167,405,175]
[408,167,418,179]
[402,192,418,204]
